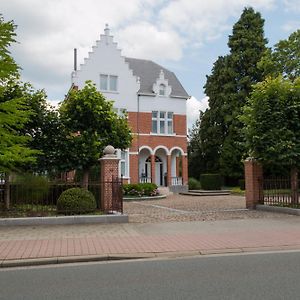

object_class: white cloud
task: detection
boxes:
[1,0,276,100]
[186,96,209,129]
[282,20,300,32]
[283,0,300,12]
[159,0,275,48]
[116,22,182,61]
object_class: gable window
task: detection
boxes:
[159,84,166,96]
[100,74,108,90]
[152,111,173,135]
[100,74,118,92]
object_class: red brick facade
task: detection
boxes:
[127,111,188,186]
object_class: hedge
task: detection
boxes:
[200,174,222,190]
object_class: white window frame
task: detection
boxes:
[118,149,129,178]
[151,111,174,135]
[100,74,118,92]
[152,111,158,133]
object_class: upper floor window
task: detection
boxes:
[152,111,173,134]
[159,84,166,96]
[113,107,127,117]
[100,74,118,92]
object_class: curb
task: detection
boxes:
[257,205,300,216]
[0,214,129,226]
[2,246,300,268]
[123,195,166,201]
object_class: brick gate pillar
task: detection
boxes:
[244,158,263,209]
[99,145,120,212]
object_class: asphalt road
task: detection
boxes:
[1,252,300,299]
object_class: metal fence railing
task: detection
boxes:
[259,178,300,208]
[0,179,123,217]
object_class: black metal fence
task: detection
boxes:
[0,179,123,217]
[259,178,300,208]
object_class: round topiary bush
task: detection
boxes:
[57,188,96,214]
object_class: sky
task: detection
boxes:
[2,0,300,128]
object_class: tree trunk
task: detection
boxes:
[82,168,90,189]
[291,166,298,205]
[4,173,10,210]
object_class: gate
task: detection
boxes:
[101,177,123,214]
[259,177,300,208]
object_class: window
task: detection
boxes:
[113,108,127,117]
[159,111,166,134]
[100,74,108,90]
[110,75,118,91]
[151,111,174,135]
[152,111,158,133]
[100,74,118,92]
[119,150,128,177]
[167,112,173,134]
[159,84,166,96]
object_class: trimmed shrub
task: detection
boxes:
[123,183,158,197]
[238,179,245,190]
[188,177,201,190]
[200,174,222,190]
[57,188,96,214]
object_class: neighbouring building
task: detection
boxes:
[71,25,189,191]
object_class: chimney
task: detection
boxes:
[104,24,110,36]
[74,48,77,71]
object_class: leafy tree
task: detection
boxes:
[60,81,132,187]
[241,76,300,201]
[0,16,40,208]
[0,15,19,82]
[259,29,300,80]
[190,7,267,180]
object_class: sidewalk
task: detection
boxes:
[1,216,300,267]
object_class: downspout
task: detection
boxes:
[137,93,140,183]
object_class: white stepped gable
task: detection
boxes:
[71,25,140,112]
[153,69,172,97]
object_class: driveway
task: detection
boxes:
[124,194,292,223]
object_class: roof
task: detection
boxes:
[124,57,189,98]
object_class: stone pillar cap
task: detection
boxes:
[104,145,115,155]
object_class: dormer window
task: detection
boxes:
[159,84,166,96]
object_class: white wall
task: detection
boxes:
[139,95,186,115]
[73,33,139,112]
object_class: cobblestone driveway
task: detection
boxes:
[124,194,290,223]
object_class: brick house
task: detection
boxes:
[71,25,189,191]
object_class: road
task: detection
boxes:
[1,251,300,299]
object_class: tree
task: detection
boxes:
[259,29,300,81]
[60,81,132,187]
[0,15,19,82]
[190,7,267,180]
[241,76,300,202]
[0,16,39,208]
